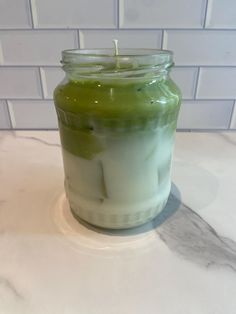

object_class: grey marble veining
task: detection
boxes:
[157,194,236,272]
[14,133,60,147]
[0,131,236,314]
[218,133,236,147]
[79,190,236,272]
[0,277,22,299]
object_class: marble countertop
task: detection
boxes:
[0,131,236,314]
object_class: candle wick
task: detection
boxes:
[112,39,120,69]
[113,39,119,56]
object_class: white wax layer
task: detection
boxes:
[62,126,174,228]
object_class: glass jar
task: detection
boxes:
[54,49,181,229]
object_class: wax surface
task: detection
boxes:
[54,77,181,159]
[54,78,180,120]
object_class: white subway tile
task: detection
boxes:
[164,30,236,65]
[206,0,236,28]
[197,67,236,99]
[171,67,198,99]
[32,0,116,28]
[0,31,78,65]
[80,30,162,49]
[32,0,116,29]
[0,0,31,29]
[0,67,42,98]
[177,100,233,129]
[120,0,206,28]
[0,100,11,129]
[40,67,64,99]
[10,100,57,129]
[230,102,236,129]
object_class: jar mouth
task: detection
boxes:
[61,49,174,80]
[62,48,173,57]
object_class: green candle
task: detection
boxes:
[54,46,181,229]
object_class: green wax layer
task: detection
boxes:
[54,77,181,159]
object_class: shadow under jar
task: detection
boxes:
[54,49,181,229]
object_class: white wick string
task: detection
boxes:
[113,39,119,56]
[113,39,120,69]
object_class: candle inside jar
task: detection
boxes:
[54,45,181,229]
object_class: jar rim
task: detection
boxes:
[62,48,173,57]
[62,48,173,64]
[61,49,174,80]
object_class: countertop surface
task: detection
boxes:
[0,131,236,314]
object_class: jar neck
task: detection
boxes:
[61,49,174,82]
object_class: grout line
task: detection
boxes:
[38,67,46,99]
[1,27,236,31]
[0,65,61,68]
[182,98,236,102]
[176,128,236,132]
[173,66,198,69]
[205,0,213,28]
[117,0,120,29]
[1,65,234,68]
[193,67,201,99]
[1,127,233,132]
[2,64,236,68]
[29,0,38,28]
[228,100,236,129]
[0,27,117,31]
[28,0,35,28]
[0,98,54,101]
[5,100,13,129]
[203,0,210,28]
[116,27,236,31]
[173,65,236,68]
[0,128,59,131]
[0,42,4,64]
[1,98,235,102]
[6,100,16,128]
[176,129,192,132]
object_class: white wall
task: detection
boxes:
[0,0,236,130]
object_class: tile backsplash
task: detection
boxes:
[0,0,235,130]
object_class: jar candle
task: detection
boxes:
[54,47,181,229]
